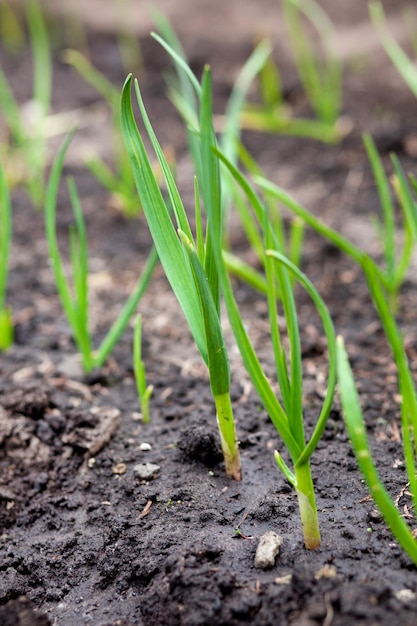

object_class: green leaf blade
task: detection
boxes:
[120,75,207,362]
[179,230,230,395]
[337,335,417,566]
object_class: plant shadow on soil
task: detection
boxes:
[2,2,417,625]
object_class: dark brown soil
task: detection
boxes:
[2,2,417,625]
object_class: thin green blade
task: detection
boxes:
[337,335,417,566]
[120,75,207,362]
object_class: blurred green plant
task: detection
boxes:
[370,1,417,98]
[45,130,158,373]
[0,158,13,350]
[240,0,343,143]
[0,0,26,54]
[256,139,417,313]
[0,0,52,206]
[63,49,141,216]
[337,329,417,566]
[363,132,417,311]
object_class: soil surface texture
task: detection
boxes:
[1,1,417,625]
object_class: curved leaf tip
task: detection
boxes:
[123,73,132,87]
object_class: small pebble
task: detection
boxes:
[395,589,416,605]
[112,463,127,475]
[133,462,160,480]
[254,531,283,569]
[314,564,337,580]
[139,442,152,451]
[275,574,292,585]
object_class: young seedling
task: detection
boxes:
[0,158,13,350]
[121,73,242,481]
[0,0,52,206]
[370,1,417,99]
[63,49,140,216]
[362,258,417,519]
[263,245,337,550]
[213,146,336,549]
[45,130,158,373]
[337,334,417,566]
[135,40,335,543]
[251,156,417,554]
[363,133,416,310]
[283,0,342,126]
[240,0,343,143]
[133,314,153,423]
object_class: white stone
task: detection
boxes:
[133,462,160,480]
[254,531,283,569]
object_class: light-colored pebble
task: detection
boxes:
[395,589,416,605]
[314,564,337,580]
[254,531,283,569]
[274,574,292,585]
[133,462,160,480]
[112,463,127,475]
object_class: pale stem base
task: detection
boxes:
[295,462,321,550]
[214,392,242,481]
